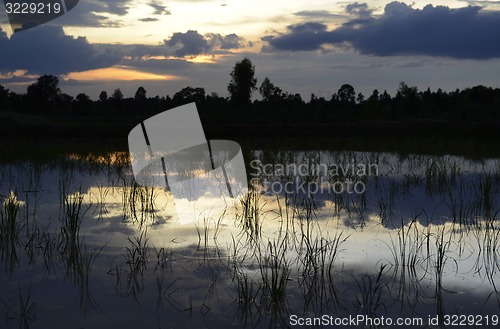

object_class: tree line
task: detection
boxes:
[1,58,500,126]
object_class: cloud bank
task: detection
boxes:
[0,26,121,75]
[0,26,246,76]
[165,30,244,57]
[267,1,500,59]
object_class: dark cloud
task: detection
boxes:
[0,24,245,80]
[165,30,244,57]
[97,43,167,59]
[149,1,172,15]
[345,2,373,18]
[263,22,333,51]
[460,1,500,6]
[0,27,7,42]
[166,30,208,56]
[289,22,327,33]
[0,26,122,75]
[122,58,194,75]
[294,10,344,18]
[267,2,500,59]
[52,0,132,27]
[95,31,245,61]
[206,33,244,49]
[91,0,131,16]
[54,13,118,28]
[139,18,160,22]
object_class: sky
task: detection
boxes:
[1,0,500,100]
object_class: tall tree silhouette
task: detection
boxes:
[99,91,108,102]
[259,77,283,102]
[0,85,8,111]
[173,86,206,105]
[135,86,147,101]
[75,93,91,115]
[112,88,123,101]
[228,58,257,105]
[27,75,60,113]
[337,84,356,105]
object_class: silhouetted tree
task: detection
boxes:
[76,93,90,103]
[361,89,382,120]
[380,90,391,102]
[74,93,92,115]
[228,58,257,105]
[291,93,303,104]
[369,89,379,102]
[99,91,108,102]
[27,75,61,113]
[395,82,420,118]
[397,82,418,100]
[259,77,283,102]
[173,86,205,104]
[111,88,123,101]
[60,93,74,104]
[135,86,146,101]
[337,84,356,105]
[356,93,365,104]
[0,85,8,111]
[380,90,393,118]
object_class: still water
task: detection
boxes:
[0,148,499,328]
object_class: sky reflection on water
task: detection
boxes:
[0,150,499,328]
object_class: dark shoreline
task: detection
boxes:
[2,119,500,139]
[207,120,500,139]
[1,120,500,160]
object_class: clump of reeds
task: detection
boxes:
[18,283,36,329]
[258,240,290,308]
[237,190,264,239]
[121,180,158,228]
[0,191,23,274]
[387,219,425,272]
[354,264,390,317]
[234,270,260,305]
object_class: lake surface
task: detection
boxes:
[0,146,499,328]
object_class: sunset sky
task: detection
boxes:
[1,0,500,100]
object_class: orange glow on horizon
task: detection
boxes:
[0,70,38,80]
[175,54,228,64]
[64,67,183,81]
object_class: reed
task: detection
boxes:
[476,174,498,221]
[120,230,151,301]
[354,264,390,317]
[125,230,150,276]
[448,179,473,225]
[59,190,90,278]
[0,192,23,275]
[234,270,260,305]
[238,190,264,239]
[90,182,111,220]
[388,219,425,271]
[432,226,456,289]
[74,245,103,314]
[121,180,158,228]
[258,240,290,308]
[1,191,21,237]
[298,231,349,314]
[18,283,36,329]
